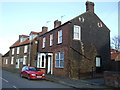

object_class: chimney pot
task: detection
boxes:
[54,20,61,28]
[86,1,94,12]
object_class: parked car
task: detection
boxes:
[20,66,45,80]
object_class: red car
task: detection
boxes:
[20,66,45,80]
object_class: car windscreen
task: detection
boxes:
[29,67,37,71]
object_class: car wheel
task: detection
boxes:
[27,74,31,80]
[20,73,23,78]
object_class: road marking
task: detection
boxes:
[12,85,19,90]
[0,77,8,83]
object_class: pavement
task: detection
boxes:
[2,67,115,89]
[45,74,113,89]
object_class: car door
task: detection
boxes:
[24,66,29,77]
[22,66,26,77]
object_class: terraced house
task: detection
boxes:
[36,1,111,79]
[3,1,111,79]
[9,32,38,69]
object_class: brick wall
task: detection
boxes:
[110,61,120,71]
[104,71,120,88]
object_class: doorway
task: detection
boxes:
[16,59,20,69]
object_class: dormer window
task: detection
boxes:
[29,32,38,40]
[19,35,28,43]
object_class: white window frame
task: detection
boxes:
[50,34,53,46]
[23,55,27,65]
[55,52,64,68]
[40,53,46,68]
[24,45,28,53]
[17,47,20,54]
[96,57,101,67]
[42,37,46,48]
[58,30,62,44]
[73,25,81,40]
[12,48,14,55]
[11,57,14,64]
[5,59,8,64]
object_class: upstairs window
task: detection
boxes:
[58,30,62,44]
[73,25,81,40]
[12,48,14,55]
[17,47,20,54]
[42,37,46,48]
[55,52,64,68]
[50,34,53,46]
[24,45,28,53]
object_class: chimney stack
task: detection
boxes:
[86,1,94,12]
[54,20,61,28]
[41,26,48,34]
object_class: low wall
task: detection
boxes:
[104,71,120,88]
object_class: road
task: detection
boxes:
[1,69,75,89]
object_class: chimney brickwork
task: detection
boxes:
[54,20,61,28]
[86,1,94,12]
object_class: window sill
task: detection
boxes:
[55,67,64,69]
[49,45,53,47]
[57,42,62,45]
[73,39,81,41]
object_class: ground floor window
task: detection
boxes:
[96,57,101,67]
[5,59,8,64]
[11,57,14,64]
[55,52,64,68]
[23,56,27,65]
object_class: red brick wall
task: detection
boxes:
[38,23,70,78]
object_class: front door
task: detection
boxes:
[46,55,52,74]
[16,59,20,69]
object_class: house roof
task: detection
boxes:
[10,39,29,48]
[10,33,38,48]
[30,31,39,34]
[19,35,29,37]
[2,51,9,57]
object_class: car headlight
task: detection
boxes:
[31,74,36,76]
[42,74,45,76]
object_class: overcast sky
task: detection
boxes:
[0,0,119,55]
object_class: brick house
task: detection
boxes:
[9,32,39,69]
[36,1,111,79]
[8,26,48,69]
[2,51,10,67]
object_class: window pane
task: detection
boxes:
[60,52,64,59]
[50,34,53,46]
[56,60,59,67]
[42,56,44,67]
[56,53,59,59]
[96,57,101,67]
[60,60,64,67]
[58,30,62,44]
[74,25,81,40]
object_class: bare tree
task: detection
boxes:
[111,36,120,51]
